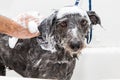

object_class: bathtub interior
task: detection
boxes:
[0,76,54,80]
[71,47,120,80]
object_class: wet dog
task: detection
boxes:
[0,6,101,80]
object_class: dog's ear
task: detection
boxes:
[38,11,57,35]
[87,11,101,25]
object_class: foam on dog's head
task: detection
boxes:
[57,6,90,23]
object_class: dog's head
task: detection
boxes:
[38,6,101,57]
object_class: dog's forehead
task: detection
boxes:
[56,6,91,25]
[57,6,87,19]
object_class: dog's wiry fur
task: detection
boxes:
[0,6,101,80]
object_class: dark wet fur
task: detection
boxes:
[0,34,75,80]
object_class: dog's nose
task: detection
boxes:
[69,41,80,51]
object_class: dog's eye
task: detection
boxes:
[80,19,88,26]
[59,21,67,28]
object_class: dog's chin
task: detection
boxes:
[64,48,82,59]
[71,50,82,59]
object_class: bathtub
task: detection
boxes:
[0,76,54,80]
[3,47,120,80]
[71,47,120,80]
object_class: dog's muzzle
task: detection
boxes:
[64,38,84,58]
[69,40,81,51]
